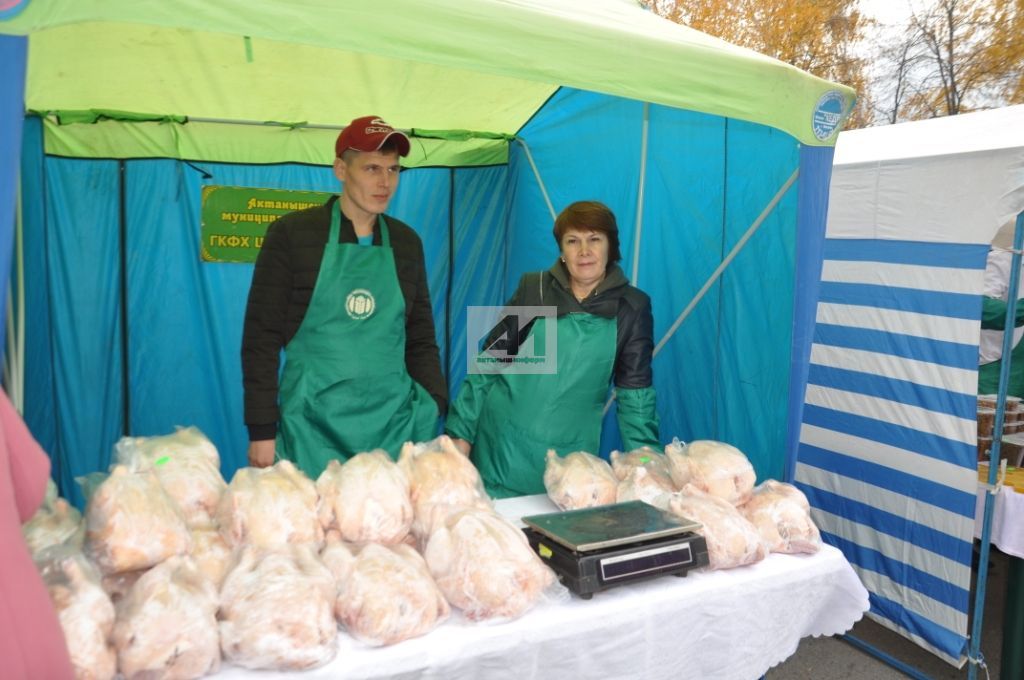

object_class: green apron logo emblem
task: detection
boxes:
[345,289,376,320]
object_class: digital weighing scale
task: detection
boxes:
[522,500,709,599]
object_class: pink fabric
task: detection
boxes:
[0,390,75,679]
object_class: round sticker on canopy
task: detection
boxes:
[811,90,849,142]
[0,0,30,20]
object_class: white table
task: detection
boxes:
[975,479,1024,558]
[216,495,869,680]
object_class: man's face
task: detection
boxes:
[334,149,401,218]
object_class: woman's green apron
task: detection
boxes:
[276,201,437,478]
[471,313,616,498]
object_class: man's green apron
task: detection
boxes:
[471,313,616,498]
[276,202,437,478]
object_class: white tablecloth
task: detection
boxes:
[976,484,1024,558]
[215,495,869,680]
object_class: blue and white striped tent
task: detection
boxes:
[792,105,1024,666]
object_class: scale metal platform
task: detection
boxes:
[522,500,709,599]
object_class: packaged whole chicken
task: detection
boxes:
[41,552,117,680]
[398,436,492,540]
[102,569,147,605]
[115,427,227,528]
[317,450,413,544]
[739,480,821,554]
[543,450,618,511]
[609,447,675,491]
[190,527,233,589]
[217,460,323,549]
[112,556,220,680]
[664,439,757,505]
[423,508,560,621]
[667,486,767,570]
[321,540,449,646]
[615,466,674,508]
[219,544,337,671]
[23,493,84,559]
[85,465,191,573]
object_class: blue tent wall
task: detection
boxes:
[17,139,508,504]
[785,145,835,481]
[505,88,802,478]
[18,86,825,500]
[0,35,26,359]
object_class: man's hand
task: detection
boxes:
[248,439,276,468]
[451,438,472,457]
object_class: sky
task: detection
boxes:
[859,0,915,26]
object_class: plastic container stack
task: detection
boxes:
[977,394,1024,465]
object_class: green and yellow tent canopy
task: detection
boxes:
[2,0,854,166]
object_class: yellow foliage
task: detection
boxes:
[644,0,872,127]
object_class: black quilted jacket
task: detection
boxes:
[241,196,447,440]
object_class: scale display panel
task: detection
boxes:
[522,500,701,552]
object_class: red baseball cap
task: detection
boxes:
[335,115,411,158]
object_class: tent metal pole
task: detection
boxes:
[4,287,13,398]
[13,172,23,410]
[631,103,649,285]
[651,168,799,358]
[15,175,24,412]
[3,173,25,412]
[516,139,556,221]
[119,160,131,436]
[600,104,651,417]
[188,116,341,130]
[970,209,1024,680]
[445,168,455,389]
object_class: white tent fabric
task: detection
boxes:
[794,105,1024,666]
[826,106,1024,245]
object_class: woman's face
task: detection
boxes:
[560,228,609,288]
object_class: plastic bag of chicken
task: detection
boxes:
[398,435,492,542]
[114,426,226,528]
[217,460,323,550]
[667,485,768,570]
[219,544,337,671]
[609,447,675,490]
[84,465,191,574]
[738,480,821,554]
[317,450,413,544]
[321,538,449,645]
[615,466,674,508]
[39,550,117,680]
[423,507,567,622]
[664,438,757,505]
[544,450,618,510]
[112,556,220,680]
[22,481,84,559]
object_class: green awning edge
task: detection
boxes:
[35,115,510,167]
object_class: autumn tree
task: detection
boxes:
[873,0,1023,124]
[642,0,875,128]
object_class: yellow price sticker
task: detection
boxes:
[539,543,553,559]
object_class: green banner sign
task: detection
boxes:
[200,185,333,263]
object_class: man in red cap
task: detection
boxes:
[241,115,446,477]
